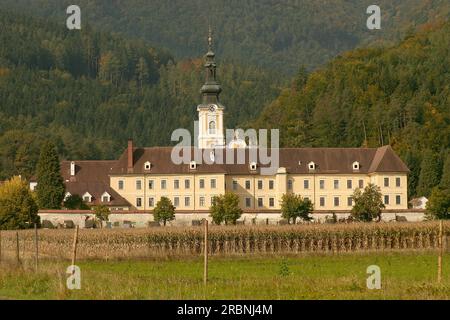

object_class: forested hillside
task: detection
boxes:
[253,22,450,198]
[3,0,450,74]
[0,10,282,179]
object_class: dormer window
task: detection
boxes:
[144,161,152,171]
[250,162,257,171]
[82,192,92,203]
[353,161,360,171]
[101,192,111,203]
[308,162,316,171]
[64,192,72,201]
[190,161,197,170]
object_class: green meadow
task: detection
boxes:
[0,252,449,300]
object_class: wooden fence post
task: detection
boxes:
[204,219,208,286]
[438,220,443,284]
[71,225,80,269]
[15,232,20,265]
[34,223,39,273]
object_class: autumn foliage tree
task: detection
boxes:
[0,176,39,230]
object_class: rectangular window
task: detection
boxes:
[347,197,353,207]
[359,180,364,189]
[102,196,109,203]
[136,180,142,190]
[384,195,390,205]
[199,197,205,207]
[384,178,390,187]
[148,180,154,190]
[211,197,217,206]
[320,180,325,190]
[396,195,401,205]
[288,180,293,190]
[396,177,401,187]
[245,198,251,208]
[161,180,167,190]
[304,180,310,190]
[211,179,217,189]
[258,198,263,207]
[185,197,190,207]
[136,198,142,207]
[174,197,179,207]
[334,180,339,189]
[185,179,190,189]
[245,180,251,190]
[269,180,275,190]
[334,197,340,207]
[118,180,124,190]
[258,180,263,190]
[232,180,238,191]
[199,179,205,189]
[269,198,275,207]
[149,197,155,207]
[347,180,352,189]
[320,197,325,207]
[174,180,180,189]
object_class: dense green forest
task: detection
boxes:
[0,10,282,180]
[3,0,450,74]
[252,21,450,198]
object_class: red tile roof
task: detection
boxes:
[60,161,130,207]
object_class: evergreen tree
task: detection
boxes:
[0,176,39,230]
[35,141,65,209]
[439,152,450,190]
[417,150,442,198]
[403,151,421,199]
[426,187,450,220]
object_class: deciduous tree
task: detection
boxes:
[0,176,39,230]
[351,183,385,222]
[154,196,176,226]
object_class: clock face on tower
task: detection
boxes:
[209,104,217,112]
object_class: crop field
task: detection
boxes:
[0,222,449,300]
[0,222,448,260]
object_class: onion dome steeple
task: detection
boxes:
[200,27,222,105]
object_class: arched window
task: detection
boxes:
[209,121,216,134]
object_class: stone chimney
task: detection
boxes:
[127,140,134,173]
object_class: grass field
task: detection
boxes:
[0,252,449,300]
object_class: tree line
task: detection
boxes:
[0,9,283,181]
[252,22,450,202]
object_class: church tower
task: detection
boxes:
[197,28,225,149]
